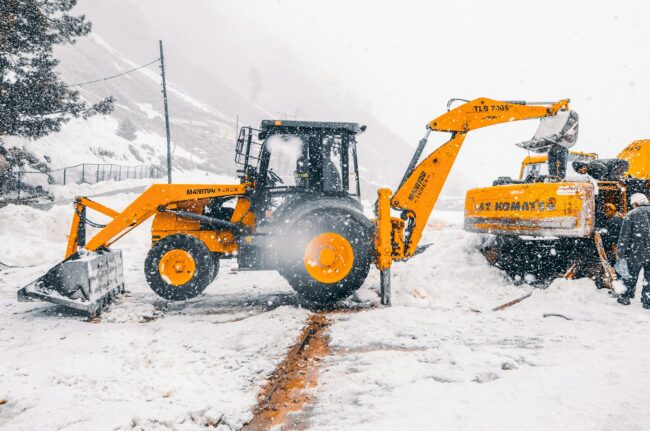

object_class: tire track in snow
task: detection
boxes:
[244,304,376,430]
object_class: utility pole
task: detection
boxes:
[235,115,239,143]
[159,40,172,184]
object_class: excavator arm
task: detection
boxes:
[378,97,570,264]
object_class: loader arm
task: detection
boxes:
[66,183,251,258]
[390,97,570,258]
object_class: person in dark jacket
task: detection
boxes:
[615,193,650,307]
[548,144,569,178]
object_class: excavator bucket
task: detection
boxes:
[17,250,125,317]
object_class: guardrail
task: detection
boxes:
[19,163,165,186]
[0,163,165,207]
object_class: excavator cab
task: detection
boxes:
[518,151,598,182]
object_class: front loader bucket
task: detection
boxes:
[17,250,125,317]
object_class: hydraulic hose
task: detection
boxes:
[164,208,245,234]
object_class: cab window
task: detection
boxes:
[265,134,308,187]
[322,136,343,192]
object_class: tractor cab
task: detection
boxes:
[236,120,364,197]
[232,120,372,278]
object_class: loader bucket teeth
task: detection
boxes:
[17,250,125,317]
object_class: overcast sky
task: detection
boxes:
[80,0,650,185]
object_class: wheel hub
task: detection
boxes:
[304,232,354,284]
[159,249,196,286]
[318,248,337,266]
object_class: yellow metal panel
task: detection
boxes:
[79,197,119,218]
[618,139,650,179]
[65,202,84,259]
[464,182,595,237]
[231,197,255,228]
[428,98,569,132]
[375,188,393,270]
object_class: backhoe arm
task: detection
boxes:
[391,97,570,258]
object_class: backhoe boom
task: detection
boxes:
[383,97,570,260]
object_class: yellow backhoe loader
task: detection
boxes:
[465,135,650,288]
[19,98,574,316]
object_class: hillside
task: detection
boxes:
[5,10,416,197]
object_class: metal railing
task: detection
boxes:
[18,163,165,186]
[1,163,165,207]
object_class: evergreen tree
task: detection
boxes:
[0,0,113,139]
[0,0,113,203]
[116,118,138,141]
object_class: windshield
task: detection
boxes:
[265,134,308,187]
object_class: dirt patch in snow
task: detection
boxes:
[244,313,332,431]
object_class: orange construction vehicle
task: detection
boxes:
[465,129,650,288]
[19,98,575,316]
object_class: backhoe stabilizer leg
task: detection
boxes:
[376,188,393,306]
[380,268,391,305]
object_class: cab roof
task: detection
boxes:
[259,120,366,138]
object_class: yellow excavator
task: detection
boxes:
[19,98,574,316]
[465,132,650,289]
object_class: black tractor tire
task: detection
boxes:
[281,211,372,304]
[144,234,215,301]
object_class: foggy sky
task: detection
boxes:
[78,0,650,186]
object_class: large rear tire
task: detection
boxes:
[281,211,372,304]
[145,234,215,301]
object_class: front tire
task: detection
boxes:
[145,234,215,301]
[281,211,372,304]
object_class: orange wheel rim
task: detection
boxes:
[303,232,354,284]
[159,249,196,286]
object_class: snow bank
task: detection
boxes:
[308,221,650,431]
[0,179,306,431]
[0,204,72,266]
[356,210,518,311]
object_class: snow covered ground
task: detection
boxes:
[303,218,650,431]
[2,183,650,430]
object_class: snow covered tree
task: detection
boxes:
[0,146,52,206]
[0,0,113,202]
[0,0,113,139]
[116,118,138,141]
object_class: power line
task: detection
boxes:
[64,58,160,88]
